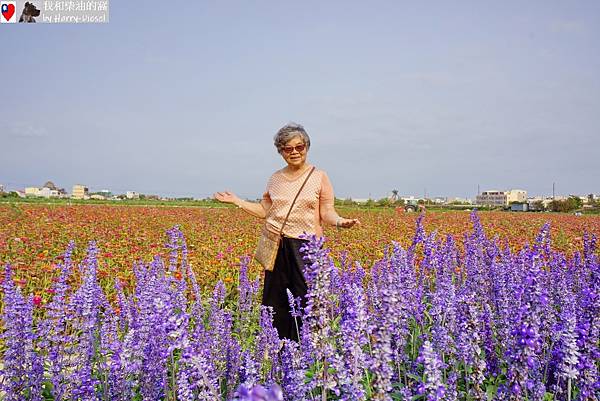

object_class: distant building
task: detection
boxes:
[43,181,58,191]
[476,190,507,206]
[506,189,527,204]
[41,181,68,197]
[476,189,527,206]
[446,197,472,204]
[23,181,65,198]
[39,187,59,198]
[126,191,140,199]
[0,184,4,193]
[72,184,89,199]
[90,194,106,200]
[25,187,41,197]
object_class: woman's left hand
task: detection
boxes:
[338,218,361,229]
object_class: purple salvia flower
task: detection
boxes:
[455,288,486,400]
[409,212,427,253]
[255,306,281,383]
[419,340,446,401]
[1,264,44,401]
[504,247,547,401]
[573,234,599,401]
[176,366,196,401]
[298,233,339,396]
[68,241,104,401]
[533,222,552,258]
[554,295,580,399]
[337,279,369,401]
[279,339,308,401]
[481,303,499,378]
[286,288,302,341]
[233,383,284,401]
[444,372,459,401]
[177,343,221,400]
[141,274,177,400]
[225,338,243,400]
[99,310,127,400]
[186,351,222,400]
[430,236,458,364]
[40,240,75,401]
[369,320,394,401]
[379,242,417,375]
[239,349,260,388]
[206,280,232,387]
[114,278,132,332]
[166,225,183,273]
[119,316,143,398]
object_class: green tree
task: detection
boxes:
[376,197,392,207]
[549,197,582,212]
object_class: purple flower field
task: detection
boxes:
[1,212,599,400]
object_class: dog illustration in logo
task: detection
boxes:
[19,2,40,22]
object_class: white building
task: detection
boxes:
[25,187,41,197]
[0,184,4,193]
[476,189,528,206]
[39,187,59,198]
[506,189,527,204]
[72,184,89,200]
[126,191,140,199]
[476,190,506,206]
[446,197,472,204]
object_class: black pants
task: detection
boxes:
[261,236,308,342]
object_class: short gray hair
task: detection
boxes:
[273,123,311,154]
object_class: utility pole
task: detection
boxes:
[553,182,555,200]
[477,184,480,195]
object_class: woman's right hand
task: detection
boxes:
[213,191,241,206]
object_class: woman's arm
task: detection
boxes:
[213,191,269,219]
[237,198,270,219]
[320,202,359,228]
[319,173,360,229]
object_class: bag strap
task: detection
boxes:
[278,166,316,236]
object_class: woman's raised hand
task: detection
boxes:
[213,191,241,206]
[338,218,361,229]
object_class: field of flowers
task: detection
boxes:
[0,204,599,400]
[1,204,598,298]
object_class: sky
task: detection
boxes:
[1,1,599,200]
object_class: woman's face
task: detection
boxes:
[281,135,308,168]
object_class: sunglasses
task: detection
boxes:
[282,144,306,154]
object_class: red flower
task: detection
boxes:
[33,295,43,307]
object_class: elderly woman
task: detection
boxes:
[214,123,359,341]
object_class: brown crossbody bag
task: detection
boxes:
[254,166,316,271]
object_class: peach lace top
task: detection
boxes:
[262,165,334,239]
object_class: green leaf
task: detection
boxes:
[486,384,498,401]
